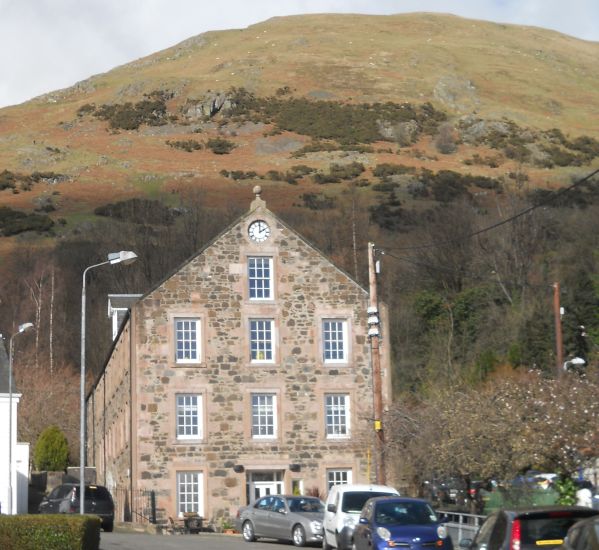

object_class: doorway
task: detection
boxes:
[247,471,284,502]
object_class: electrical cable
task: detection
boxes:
[384,166,599,252]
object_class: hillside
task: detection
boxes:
[1,12,599,230]
[3,13,599,458]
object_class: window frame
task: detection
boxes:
[249,318,275,364]
[248,256,274,301]
[176,394,203,441]
[325,393,351,439]
[176,471,203,518]
[327,469,353,489]
[174,317,202,364]
[322,319,349,364]
[251,393,278,439]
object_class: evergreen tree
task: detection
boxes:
[34,425,69,471]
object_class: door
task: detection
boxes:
[248,471,284,502]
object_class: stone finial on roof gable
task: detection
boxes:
[250,185,266,211]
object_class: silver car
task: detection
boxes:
[236,495,325,546]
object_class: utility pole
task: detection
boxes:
[553,282,563,378]
[367,242,386,484]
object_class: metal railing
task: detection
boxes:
[438,510,485,544]
[111,487,156,525]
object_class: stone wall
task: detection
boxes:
[89,201,392,525]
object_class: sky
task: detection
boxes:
[1,0,598,109]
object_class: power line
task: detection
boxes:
[385,167,599,252]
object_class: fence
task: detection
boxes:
[111,487,156,525]
[438,510,485,545]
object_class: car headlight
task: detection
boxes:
[311,520,323,533]
[376,527,391,541]
[343,515,357,528]
[437,525,448,539]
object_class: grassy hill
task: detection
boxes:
[1,12,599,234]
[3,13,599,454]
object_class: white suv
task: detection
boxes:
[322,483,399,550]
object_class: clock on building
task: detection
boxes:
[248,220,271,242]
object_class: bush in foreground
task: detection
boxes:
[0,515,100,550]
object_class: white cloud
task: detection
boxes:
[1,0,597,108]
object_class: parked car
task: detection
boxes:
[459,506,599,549]
[323,483,400,550]
[38,483,115,532]
[560,514,599,549]
[235,494,325,546]
[354,496,453,550]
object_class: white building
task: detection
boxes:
[0,338,30,515]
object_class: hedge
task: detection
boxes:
[0,515,100,550]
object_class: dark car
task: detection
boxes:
[459,506,599,550]
[560,515,599,549]
[38,483,115,532]
[353,496,453,550]
[235,495,324,546]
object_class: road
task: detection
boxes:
[100,532,306,550]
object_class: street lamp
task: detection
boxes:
[80,251,137,514]
[7,321,34,515]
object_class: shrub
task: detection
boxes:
[0,207,54,236]
[329,162,365,180]
[313,172,340,184]
[92,91,168,130]
[372,182,399,192]
[0,514,100,550]
[76,103,96,117]
[34,425,69,471]
[166,139,202,152]
[369,192,413,231]
[301,193,336,210]
[373,163,416,178]
[291,141,339,157]
[94,198,176,225]
[541,145,580,167]
[265,170,286,181]
[227,88,447,145]
[0,169,17,190]
[226,170,257,180]
[288,165,315,177]
[30,171,66,183]
[205,137,236,154]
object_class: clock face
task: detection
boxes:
[248,220,271,242]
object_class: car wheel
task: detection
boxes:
[292,524,306,547]
[242,520,256,542]
[103,520,114,532]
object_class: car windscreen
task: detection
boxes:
[288,497,325,513]
[342,492,396,513]
[375,501,437,525]
[520,514,595,549]
[75,486,112,501]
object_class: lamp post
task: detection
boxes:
[80,251,137,514]
[7,322,34,515]
[367,242,385,484]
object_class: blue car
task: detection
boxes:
[353,496,453,550]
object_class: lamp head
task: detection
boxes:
[108,251,138,265]
[18,322,34,333]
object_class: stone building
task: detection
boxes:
[87,188,392,526]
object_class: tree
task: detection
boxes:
[386,367,599,493]
[33,425,69,471]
